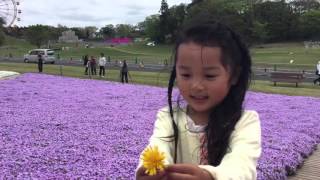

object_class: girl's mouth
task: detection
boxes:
[190,95,209,102]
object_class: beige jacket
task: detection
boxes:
[137,107,261,180]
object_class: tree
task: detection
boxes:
[4,26,27,38]
[159,0,170,43]
[71,27,87,40]
[85,26,98,39]
[254,1,298,41]
[115,24,134,37]
[53,24,69,40]
[0,17,5,46]
[139,0,319,43]
[25,25,50,48]
[186,0,250,41]
[167,4,187,42]
[289,0,320,14]
[299,10,320,39]
[188,0,204,8]
[0,30,4,46]
[251,20,268,43]
[129,25,144,38]
[46,26,65,41]
[141,15,161,42]
[100,24,115,39]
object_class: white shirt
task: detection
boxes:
[98,57,107,66]
[137,107,261,180]
[317,62,320,72]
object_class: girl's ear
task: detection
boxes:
[230,67,241,85]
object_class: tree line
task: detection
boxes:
[1,0,320,47]
[143,0,320,44]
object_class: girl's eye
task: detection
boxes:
[181,74,190,78]
[205,75,217,79]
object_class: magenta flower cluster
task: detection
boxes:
[0,73,319,179]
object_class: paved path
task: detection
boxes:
[0,71,20,79]
[288,144,320,180]
[1,58,318,82]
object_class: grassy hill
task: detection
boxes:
[1,36,319,70]
[252,42,320,69]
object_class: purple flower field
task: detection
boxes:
[0,73,319,179]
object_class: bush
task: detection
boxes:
[0,29,5,46]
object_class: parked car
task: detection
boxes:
[23,49,56,64]
[146,41,155,47]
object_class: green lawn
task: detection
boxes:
[1,36,319,70]
[0,36,172,64]
[0,36,35,58]
[0,62,170,86]
[1,36,320,97]
[250,80,320,97]
[1,62,319,97]
[252,44,320,70]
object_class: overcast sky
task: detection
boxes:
[15,0,191,28]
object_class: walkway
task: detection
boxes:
[288,144,320,180]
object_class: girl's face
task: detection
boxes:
[176,42,233,115]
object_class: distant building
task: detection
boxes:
[59,30,80,43]
[105,37,132,45]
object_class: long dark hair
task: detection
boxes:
[167,16,252,165]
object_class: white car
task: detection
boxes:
[146,41,155,47]
[24,49,56,64]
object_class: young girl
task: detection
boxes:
[136,16,261,180]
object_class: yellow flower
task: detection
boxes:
[141,145,166,176]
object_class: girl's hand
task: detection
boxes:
[136,166,166,180]
[165,164,213,180]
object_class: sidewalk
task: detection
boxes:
[288,144,320,180]
[0,71,20,79]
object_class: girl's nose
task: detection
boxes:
[191,78,205,90]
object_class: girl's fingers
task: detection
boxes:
[166,172,193,180]
[166,164,197,175]
[136,166,146,176]
[136,167,166,180]
[166,164,213,180]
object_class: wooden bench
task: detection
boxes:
[270,72,304,87]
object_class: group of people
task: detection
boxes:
[82,53,130,83]
[83,53,106,77]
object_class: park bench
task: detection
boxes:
[270,72,304,87]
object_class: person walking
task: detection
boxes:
[139,60,144,69]
[83,55,89,75]
[37,53,43,73]
[314,61,320,85]
[120,60,129,83]
[90,56,97,75]
[98,53,107,77]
